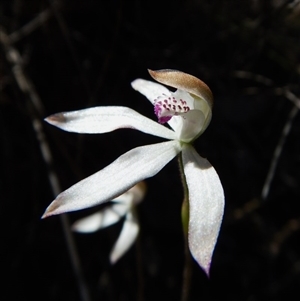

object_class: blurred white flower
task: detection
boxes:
[42,69,224,275]
[72,182,146,264]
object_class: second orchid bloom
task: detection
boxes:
[73,182,146,264]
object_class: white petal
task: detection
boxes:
[131,79,171,105]
[182,145,224,276]
[110,210,139,264]
[72,202,129,233]
[45,106,177,140]
[42,140,181,217]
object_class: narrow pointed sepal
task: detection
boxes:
[42,140,181,218]
[45,106,177,140]
[182,145,224,276]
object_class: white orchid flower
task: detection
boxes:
[72,182,146,264]
[42,69,224,275]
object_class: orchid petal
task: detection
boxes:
[182,145,224,276]
[131,79,171,105]
[110,210,139,264]
[42,140,181,218]
[72,202,129,233]
[45,106,177,140]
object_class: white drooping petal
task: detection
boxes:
[42,140,181,217]
[45,106,177,140]
[131,79,171,104]
[182,145,224,276]
[72,202,129,233]
[110,210,139,264]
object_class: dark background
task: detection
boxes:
[1,0,300,300]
